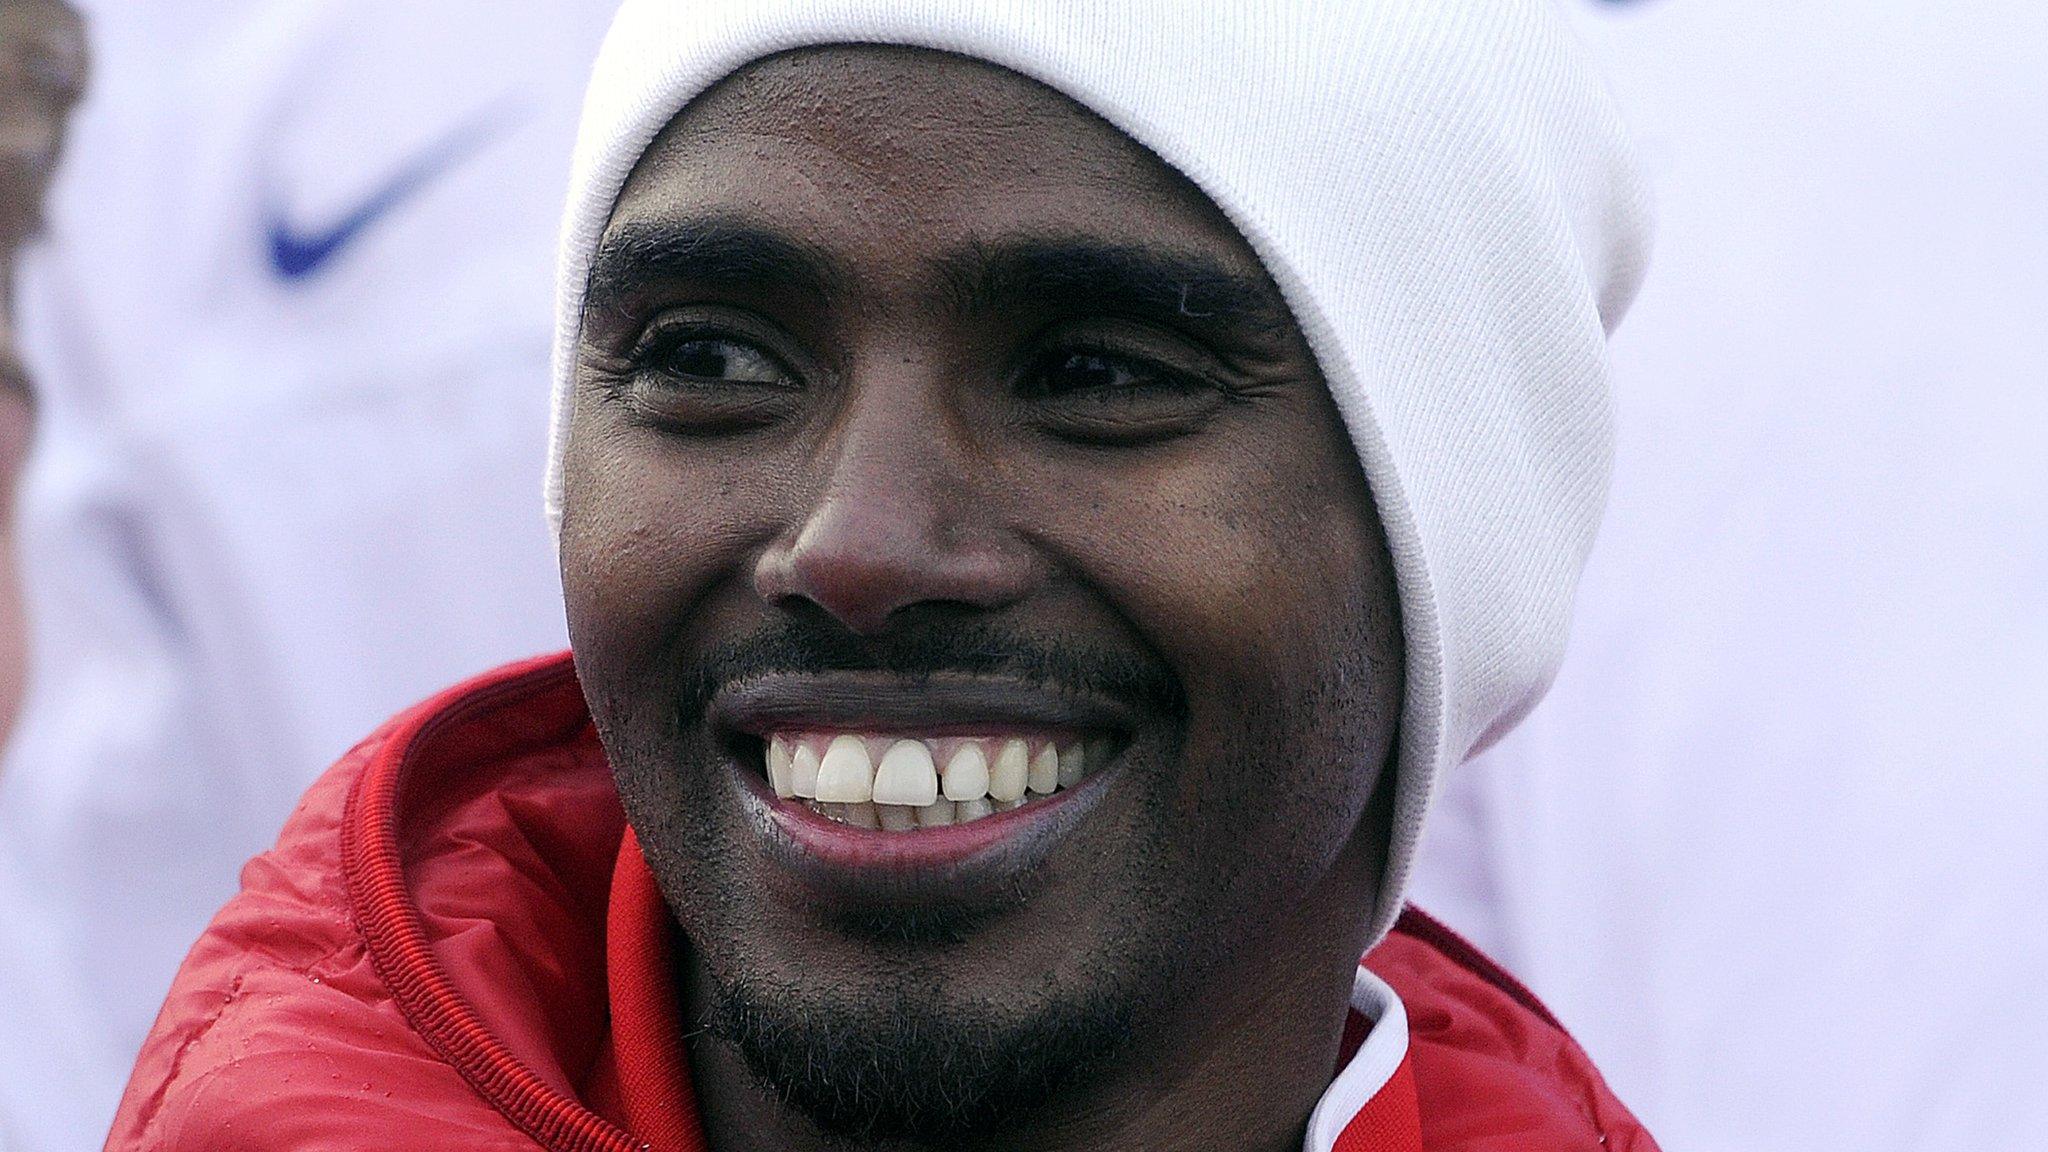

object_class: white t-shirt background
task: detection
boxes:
[0,3,613,1147]
[1412,3,2048,1150]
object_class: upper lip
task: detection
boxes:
[710,670,1139,739]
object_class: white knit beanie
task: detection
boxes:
[547,0,1651,947]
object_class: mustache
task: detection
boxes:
[672,615,1186,727]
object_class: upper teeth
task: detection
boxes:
[765,732,1109,828]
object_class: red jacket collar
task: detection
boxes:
[587,830,708,1150]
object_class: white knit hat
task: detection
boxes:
[547,0,1651,947]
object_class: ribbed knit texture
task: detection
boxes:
[544,0,1651,946]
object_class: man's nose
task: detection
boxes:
[752,400,1037,635]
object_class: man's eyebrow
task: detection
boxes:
[937,238,1294,334]
[583,217,842,313]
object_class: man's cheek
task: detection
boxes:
[565,475,714,653]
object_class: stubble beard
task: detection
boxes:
[596,613,1390,1147]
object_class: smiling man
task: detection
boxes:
[109,3,1653,1150]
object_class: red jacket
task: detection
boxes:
[106,654,1659,1151]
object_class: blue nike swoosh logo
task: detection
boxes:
[265,106,518,282]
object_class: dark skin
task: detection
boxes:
[562,47,1403,1151]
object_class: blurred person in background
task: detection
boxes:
[0,2,613,1147]
[0,0,85,741]
[1411,2,2048,1150]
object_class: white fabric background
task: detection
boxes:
[0,3,614,1148]
[1411,2,2048,1150]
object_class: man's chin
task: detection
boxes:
[702,968,1137,1144]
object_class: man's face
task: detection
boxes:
[0,0,85,735]
[563,47,1402,1141]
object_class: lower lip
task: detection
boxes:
[734,765,1112,894]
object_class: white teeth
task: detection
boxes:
[814,734,875,803]
[871,739,939,806]
[791,744,822,799]
[989,738,1030,802]
[1056,742,1086,789]
[942,743,990,801]
[1028,744,1060,794]
[783,730,1113,828]
[767,736,796,798]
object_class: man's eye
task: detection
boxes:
[1043,350,1139,393]
[1020,346,1226,444]
[613,329,804,435]
[655,336,791,386]
[1022,349,1200,399]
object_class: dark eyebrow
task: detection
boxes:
[583,216,842,316]
[937,238,1296,336]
